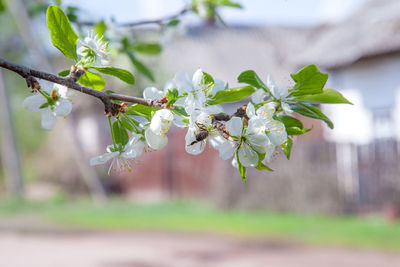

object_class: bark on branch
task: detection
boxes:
[0,57,244,121]
[78,8,188,28]
[0,57,165,114]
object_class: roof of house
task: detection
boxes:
[160,0,400,81]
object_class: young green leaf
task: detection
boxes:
[236,151,247,184]
[130,42,162,55]
[208,86,255,105]
[91,66,135,85]
[113,120,129,147]
[0,0,7,13]
[277,116,304,129]
[165,88,180,106]
[167,19,180,26]
[126,104,159,120]
[292,103,334,129]
[215,0,243,8]
[126,52,155,81]
[237,70,267,90]
[95,20,107,37]
[282,137,293,160]
[290,64,328,96]
[77,71,106,90]
[119,116,134,132]
[46,5,78,60]
[58,69,70,77]
[295,89,353,104]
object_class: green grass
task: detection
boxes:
[1,198,400,251]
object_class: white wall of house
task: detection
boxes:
[323,52,400,144]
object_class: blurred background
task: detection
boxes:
[1,0,400,266]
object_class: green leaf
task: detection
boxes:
[254,151,274,171]
[58,69,69,77]
[77,71,105,90]
[126,52,155,81]
[277,116,303,129]
[126,104,159,120]
[95,20,107,37]
[0,0,7,13]
[236,151,247,184]
[46,5,78,60]
[66,6,78,23]
[292,103,334,129]
[237,70,267,90]
[167,19,180,26]
[208,86,255,105]
[172,107,189,118]
[282,138,293,160]
[296,89,353,104]
[286,127,311,136]
[215,0,243,8]
[119,116,134,132]
[256,162,274,171]
[130,42,162,55]
[165,88,179,106]
[113,120,129,147]
[290,64,328,96]
[91,66,135,85]
[39,102,49,109]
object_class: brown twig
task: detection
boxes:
[78,8,188,28]
[0,57,165,114]
[0,57,245,124]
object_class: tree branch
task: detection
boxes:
[0,57,164,114]
[0,56,243,126]
[78,8,188,28]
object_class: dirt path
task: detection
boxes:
[0,231,399,267]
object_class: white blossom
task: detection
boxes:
[225,116,271,168]
[145,109,174,150]
[249,102,288,146]
[77,30,110,66]
[251,89,268,104]
[23,84,72,131]
[267,74,293,115]
[173,69,224,115]
[90,134,145,175]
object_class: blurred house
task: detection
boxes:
[74,0,400,213]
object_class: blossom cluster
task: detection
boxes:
[23,18,351,180]
[89,69,291,176]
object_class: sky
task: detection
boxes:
[63,0,368,26]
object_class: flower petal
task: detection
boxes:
[192,68,204,91]
[185,128,206,155]
[122,138,145,159]
[212,79,225,96]
[149,109,173,135]
[23,94,46,112]
[251,89,267,104]
[54,84,69,98]
[209,135,236,160]
[238,143,258,167]
[262,144,276,164]
[282,102,293,115]
[90,151,119,166]
[246,102,256,118]
[256,103,275,121]
[174,70,192,93]
[225,117,243,137]
[266,120,287,146]
[145,128,168,150]
[143,86,164,100]
[41,108,57,130]
[55,99,72,116]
